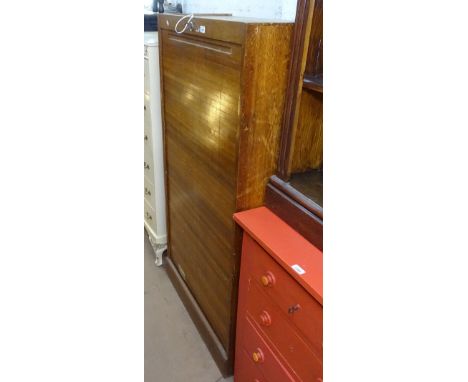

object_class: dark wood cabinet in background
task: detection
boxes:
[158,14,293,376]
[266,0,324,250]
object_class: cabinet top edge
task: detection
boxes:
[234,207,323,304]
[158,13,294,25]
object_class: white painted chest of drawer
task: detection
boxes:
[144,31,167,266]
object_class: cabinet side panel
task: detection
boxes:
[236,23,294,210]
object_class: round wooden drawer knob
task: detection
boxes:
[260,272,275,287]
[252,348,264,363]
[259,310,272,326]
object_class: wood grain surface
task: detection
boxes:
[277,0,323,179]
[265,180,323,250]
[277,0,316,180]
[161,27,241,350]
[236,23,294,210]
[304,0,323,78]
[289,169,323,208]
[290,89,323,172]
[267,0,323,249]
[158,14,293,374]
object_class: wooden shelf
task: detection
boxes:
[303,74,323,93]
[289,169,323,210]
[268,171,323,220]
[265,174,323,250]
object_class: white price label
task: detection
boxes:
[291,264,306,275]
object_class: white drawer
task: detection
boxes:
[145,138,153,165]
[144,103,152,133]
[144,101,152,146]
[144,145,154,181]
[144,76,150,98]
[144,199,157,232]
[143,129,153,170]
[144,175,155,206]
[144,127,152,152]
[144,57,150,94]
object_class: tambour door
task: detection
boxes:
[161,28,243,350]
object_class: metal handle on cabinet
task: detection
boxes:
[252,348,264,363]
[287,304,301,314]
[144,188,151,196]
[260,271,275,287]
[175,14,195,34]
[144,162,150,170]
[144,135,148,141]
[145,212,152,220]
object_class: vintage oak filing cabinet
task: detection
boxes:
[158,14,294,375]
[234,207,323,381]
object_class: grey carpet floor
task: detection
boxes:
[144,231,233,382]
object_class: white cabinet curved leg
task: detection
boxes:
[147,230,166,267]
[154,246,166,267]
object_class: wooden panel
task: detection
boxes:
[304,0,323,77]
[158,14,247,45]
[290,89,323,172]
[289,170,323,208]
[277,0,316,180]
[161,28,241,350]
[159,16,293,375]
[265,182,323,250]
[277,0,323,181]
[165,257,231,377]
[269,173,322,219]
[273,0,323,243]
[236,23,293,210]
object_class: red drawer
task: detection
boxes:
[245,280,322,381]
[235,348,268,382]
[237,316,294,382]
[243,234,323,355]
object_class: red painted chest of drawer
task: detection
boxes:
[243,234,323,356]
[234,207,323,382]
[238,315,295,382]
[243,271,322,381]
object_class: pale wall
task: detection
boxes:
[180,0,297,20]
